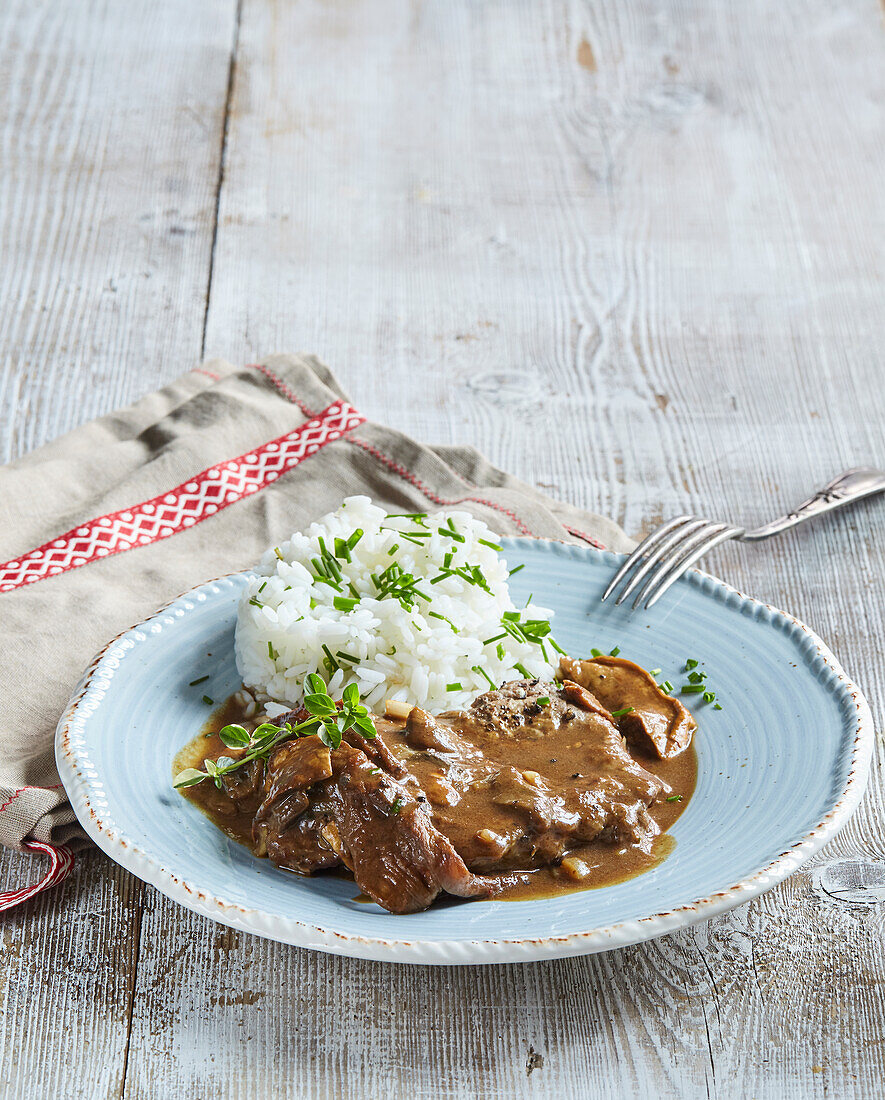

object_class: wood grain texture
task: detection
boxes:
[1,0,883,1098]
[0,0,238,464]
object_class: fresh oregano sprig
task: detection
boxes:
[173,673,376,791]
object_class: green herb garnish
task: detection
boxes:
[201,695,214,706]
[609,646,621,657]
[508,564,525,577]
[680,684,705,695]
[472,664,496,689]
[446,682,463,692]
[173,675,377,790]
[666,794,683,803]
[189,675,209,686]
[428,611,458,633]
[333,595,360,612]
[537,696,551,707]
[610,706,634,718]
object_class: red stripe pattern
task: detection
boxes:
[0,401,364,593]
[0,840,74,912]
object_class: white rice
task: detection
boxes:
[234,496,558,714]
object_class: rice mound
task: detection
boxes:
[235,496,558,714]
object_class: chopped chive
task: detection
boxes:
[610,706,634,718]
[322,644,339,673]
[189,675,209,686]
[336,650,360,664]
[478,538,503,551]
[550,638,566,656]
[249,597,263,608]
[438,527,466,542]
[590,648,603,658]
[387,543,400,556]
[333,595,360,612]
[389,796,404,815]
[514,662,532,678]
[346,529,364,550]
[688,670,707,684]
[508,564,525,577]
[483,632,508,645]
[703,691,716,703]
[443,552,453,569]
[386,512,428,521]
[502,611,521,621]
[537,696,551,707]
[446,682,463,692]
[609,646,621,657]
[428,611,458,633]
[368,767,382,776]
[714,703,723,710]
[202,695,214,706]
[267,641,279,661]
[650,668,661,677]
[258,581,267,593]
[666,794,683,803]
[496,642,506,661]
[684,658,699,670]
[660,680,674,693]
[472,664,496,689]
[681,684,705,695]
[273,547,284,560]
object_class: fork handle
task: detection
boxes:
[742,467,885,542]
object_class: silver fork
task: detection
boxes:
[602,467,885,610]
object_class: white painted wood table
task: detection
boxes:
[1,2,883,1096]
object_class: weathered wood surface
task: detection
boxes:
[1,1,883,1097]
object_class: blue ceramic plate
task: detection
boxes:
[57,540,873,964]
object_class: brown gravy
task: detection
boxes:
[174,694,697,903]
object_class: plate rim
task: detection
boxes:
[56,539,875,965]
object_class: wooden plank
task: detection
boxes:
[0,848,143,1100]
[0,2,236,1098]
[0,0,238,465]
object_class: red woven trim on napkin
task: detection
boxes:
[0,401,365,594]
[0,840,74,913]
[563,525,605,550]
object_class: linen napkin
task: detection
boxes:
[0,354,631,908]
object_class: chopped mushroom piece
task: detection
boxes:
[560,655,695,759]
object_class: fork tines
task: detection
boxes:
[602,516,744,610]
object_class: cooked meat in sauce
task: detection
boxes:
[178,656,697,913]
[560,655,695,760]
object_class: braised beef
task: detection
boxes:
[184,670,695,914]
[560,655,695,759]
